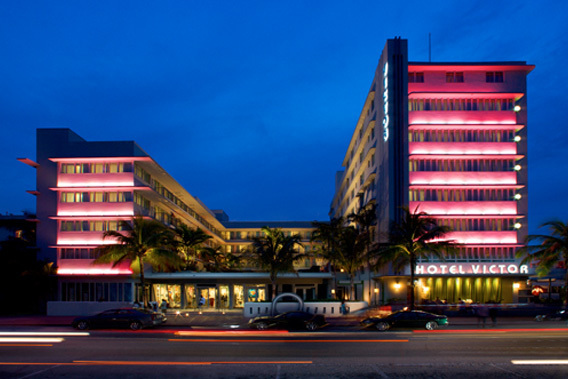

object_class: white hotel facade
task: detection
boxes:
[21,129,330,315]
[330,38,534,306]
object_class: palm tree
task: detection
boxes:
[334,225,370,300]
[348,201,378,303]
[173,223,212,270]
[312,217,344,299]
[94,215,183,306]
[379,206,455,309]
[517,220,568,306]
[201,246,226,271]
[245,226,305,300]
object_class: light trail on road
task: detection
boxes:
[0,360,313,366]
[512,360,568,365]
[170,338,408,343]
[0,338,64,343]
[0,331,89,336]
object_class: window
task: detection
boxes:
[446,72,464,83]
[486,71,504,83]
[408,72,424,83]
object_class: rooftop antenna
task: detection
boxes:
[428,33,431,62]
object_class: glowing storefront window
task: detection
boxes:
[185,284,197,308]
[219,285,229,309]
[153,284,181,308]
[247,285,266,302]
[233,285,245,308]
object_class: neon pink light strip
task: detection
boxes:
[57,180,135,187]
[50,157,152,163]
[57,211,135,216]
[57,268,133,275]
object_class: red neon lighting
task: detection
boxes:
[409,172,517,185]
[409,111,517,125]
[408,124,524,131]
[58,173,134,187]
[409,201,517,215]
[52,186,149,192]
[57,260,133,275]
[57,233,117,245]
[57,202,134,217]
[409,142,517,155]
[57,268,133,275]
[444,231,518,244]
[50,157,152,163]
[409,184,523,189]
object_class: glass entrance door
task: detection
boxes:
[199,287,217,309]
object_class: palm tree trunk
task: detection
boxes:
[139,257,147,307]
[564,269,568,308]
[409,253,415,310]
[350,275,355,301]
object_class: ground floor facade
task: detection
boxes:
[48,272,333,315]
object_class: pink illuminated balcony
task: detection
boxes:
[410,171,517,185]
[409,201,517,216]
[409,111,517,125]
[409,142,517,155]
[57,259,132,275]
[444,231,518,245]
[58,173,135,187]
[57,232,118,246]
[58,202,135,217]
[409,123,524,131]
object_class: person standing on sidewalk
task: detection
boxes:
[489,302,498,327]
[476,303,489,328]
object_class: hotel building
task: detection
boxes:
[20,129,330,315]
[330,38,534,306]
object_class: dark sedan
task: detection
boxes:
[361,310,448,331]
[72,308,165,331]
[248,311,327,331]
[535,309,567,322]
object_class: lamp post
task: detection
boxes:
[374,288,379,306]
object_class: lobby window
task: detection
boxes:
[486,71,504,83]
[446,72,464,83]
[408,72,424,83]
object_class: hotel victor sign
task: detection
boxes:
[416,263,528,275]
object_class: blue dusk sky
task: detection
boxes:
[1,1,567,233]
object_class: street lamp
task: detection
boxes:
[374,288,379,305]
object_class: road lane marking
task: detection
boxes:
[512,360,568,365]
[169,339,408,343]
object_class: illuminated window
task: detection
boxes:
[408,72,424,83]
[446,72,464,83]
[486,71,504,83]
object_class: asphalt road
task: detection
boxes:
[1,327,567,378]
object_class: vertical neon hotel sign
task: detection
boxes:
[382,62,389,142]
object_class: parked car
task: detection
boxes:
[535,309,567,322]
[248,311,327,331]
[361,310,448,331]
[72,308,165,331]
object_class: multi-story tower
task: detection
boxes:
[331,38,534,305]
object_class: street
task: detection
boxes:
[0,325,567,378]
